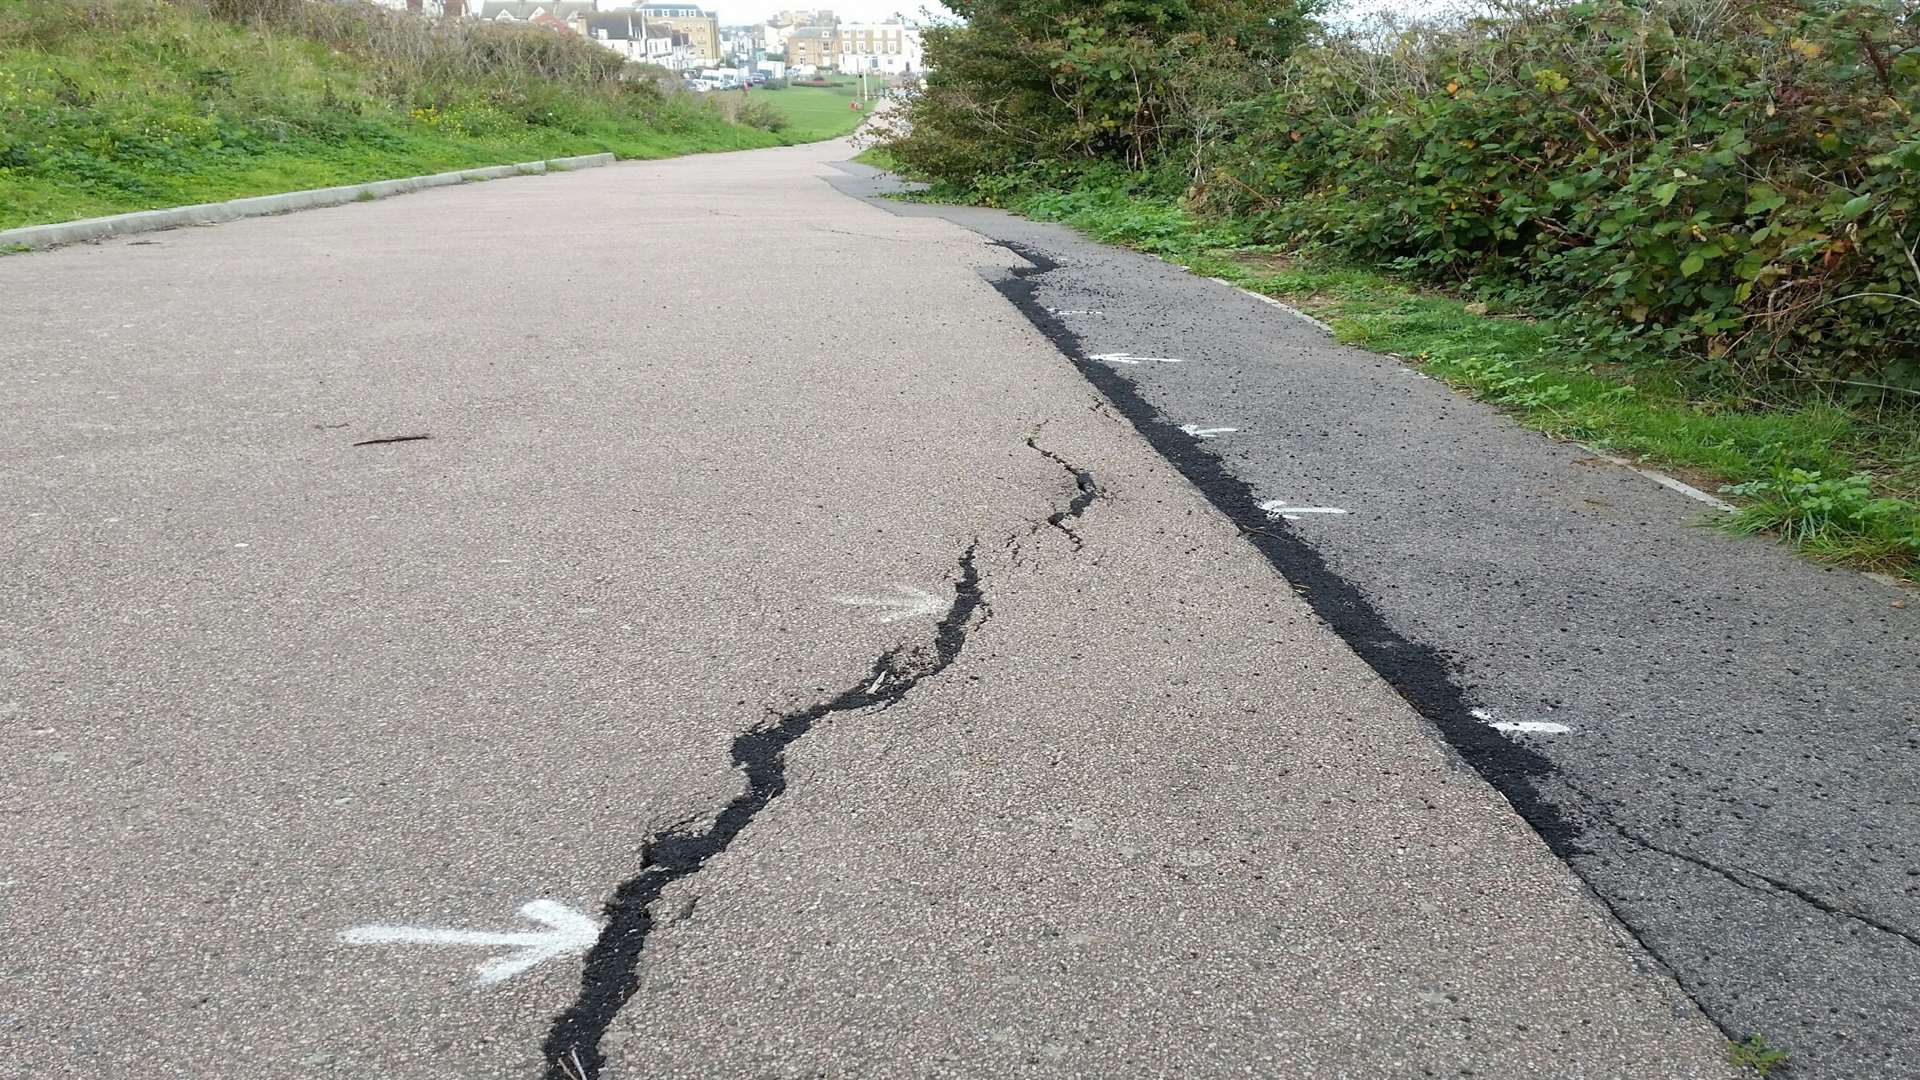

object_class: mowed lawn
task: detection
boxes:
[756,83,875,142]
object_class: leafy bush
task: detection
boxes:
[876,0,1323,187]
[714,91,789,133]
[1203,0,1920,396]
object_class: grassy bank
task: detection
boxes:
[988,182,1920,582]
[0,0,789,230]
[751,82,871,143]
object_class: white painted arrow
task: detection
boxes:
[339,899,601,985]
[1089,352,1184,365]
[1180,424,1238,439]
[834,584,944,623]
[1259,499,1350,522]
[1471,707,1573,735]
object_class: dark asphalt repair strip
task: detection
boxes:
[984,239,1762,1044]
[540,545,989,1080]
[983,240,1580,858]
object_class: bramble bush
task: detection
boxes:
[1200,0,1920,396]
[873,0,1324,189]
[886,0,1920,397]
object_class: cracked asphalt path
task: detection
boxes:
[4,139,1727,1078]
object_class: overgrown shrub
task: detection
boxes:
[875,0,1323,187]
[712,90,789,133]
[1203,0,1920,395]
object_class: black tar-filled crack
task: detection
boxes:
[975,237,1804,1033]
[983,239,1580,855]
[1025,434,1101,550]
[538,546,988,1080]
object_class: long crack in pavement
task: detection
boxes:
[542,431,1122,1078]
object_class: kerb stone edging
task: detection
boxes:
[0,152,615,252]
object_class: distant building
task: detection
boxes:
[785,25,838,70]
[756,22,791,54]
[837,22,920,74]
[583,12,688,67]
[478,1,593,24]
[773,8,833,27]
[369,0,470,15]
[636,3,719,62]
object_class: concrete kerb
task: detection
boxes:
[0,152,615,252]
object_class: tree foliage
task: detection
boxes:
[1202,0,1920,392]
[879,0,1323,186]
[883,0,1920,394]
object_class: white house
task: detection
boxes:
[836,22,922,75]
[582,11,691,67]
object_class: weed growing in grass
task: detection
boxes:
[1724,470,1920,574]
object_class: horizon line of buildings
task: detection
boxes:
[371,2,924,76]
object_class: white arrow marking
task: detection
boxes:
[1089,352,1184,365]
[1258,499,1349,521]
[1471,708,1573,735]
[834,584,944,623]
[339,899,601,985]
[1180,424,1238,439]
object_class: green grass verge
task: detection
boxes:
[996,183,1920,582]
[752,83,874,143]
[0,1,785,230]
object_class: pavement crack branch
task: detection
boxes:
[1024,433,1102,551]
[1612,824,1920,950]
[539,545,988,1080]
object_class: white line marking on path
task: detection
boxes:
[1470,708,1574,735]
[1258,499,1349,522]
[1046,308,1104,316]
[834,584,944,623]
[1089,352,1184,365]
[339,899,601,985]
[1207,277,1337,335]
[1577,445,1736,512]
[1180,425,1238,439]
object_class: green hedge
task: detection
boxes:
[1203,0,1920,395]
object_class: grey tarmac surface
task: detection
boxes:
[2,138,1731,1079]
[829,164,1920,1080]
